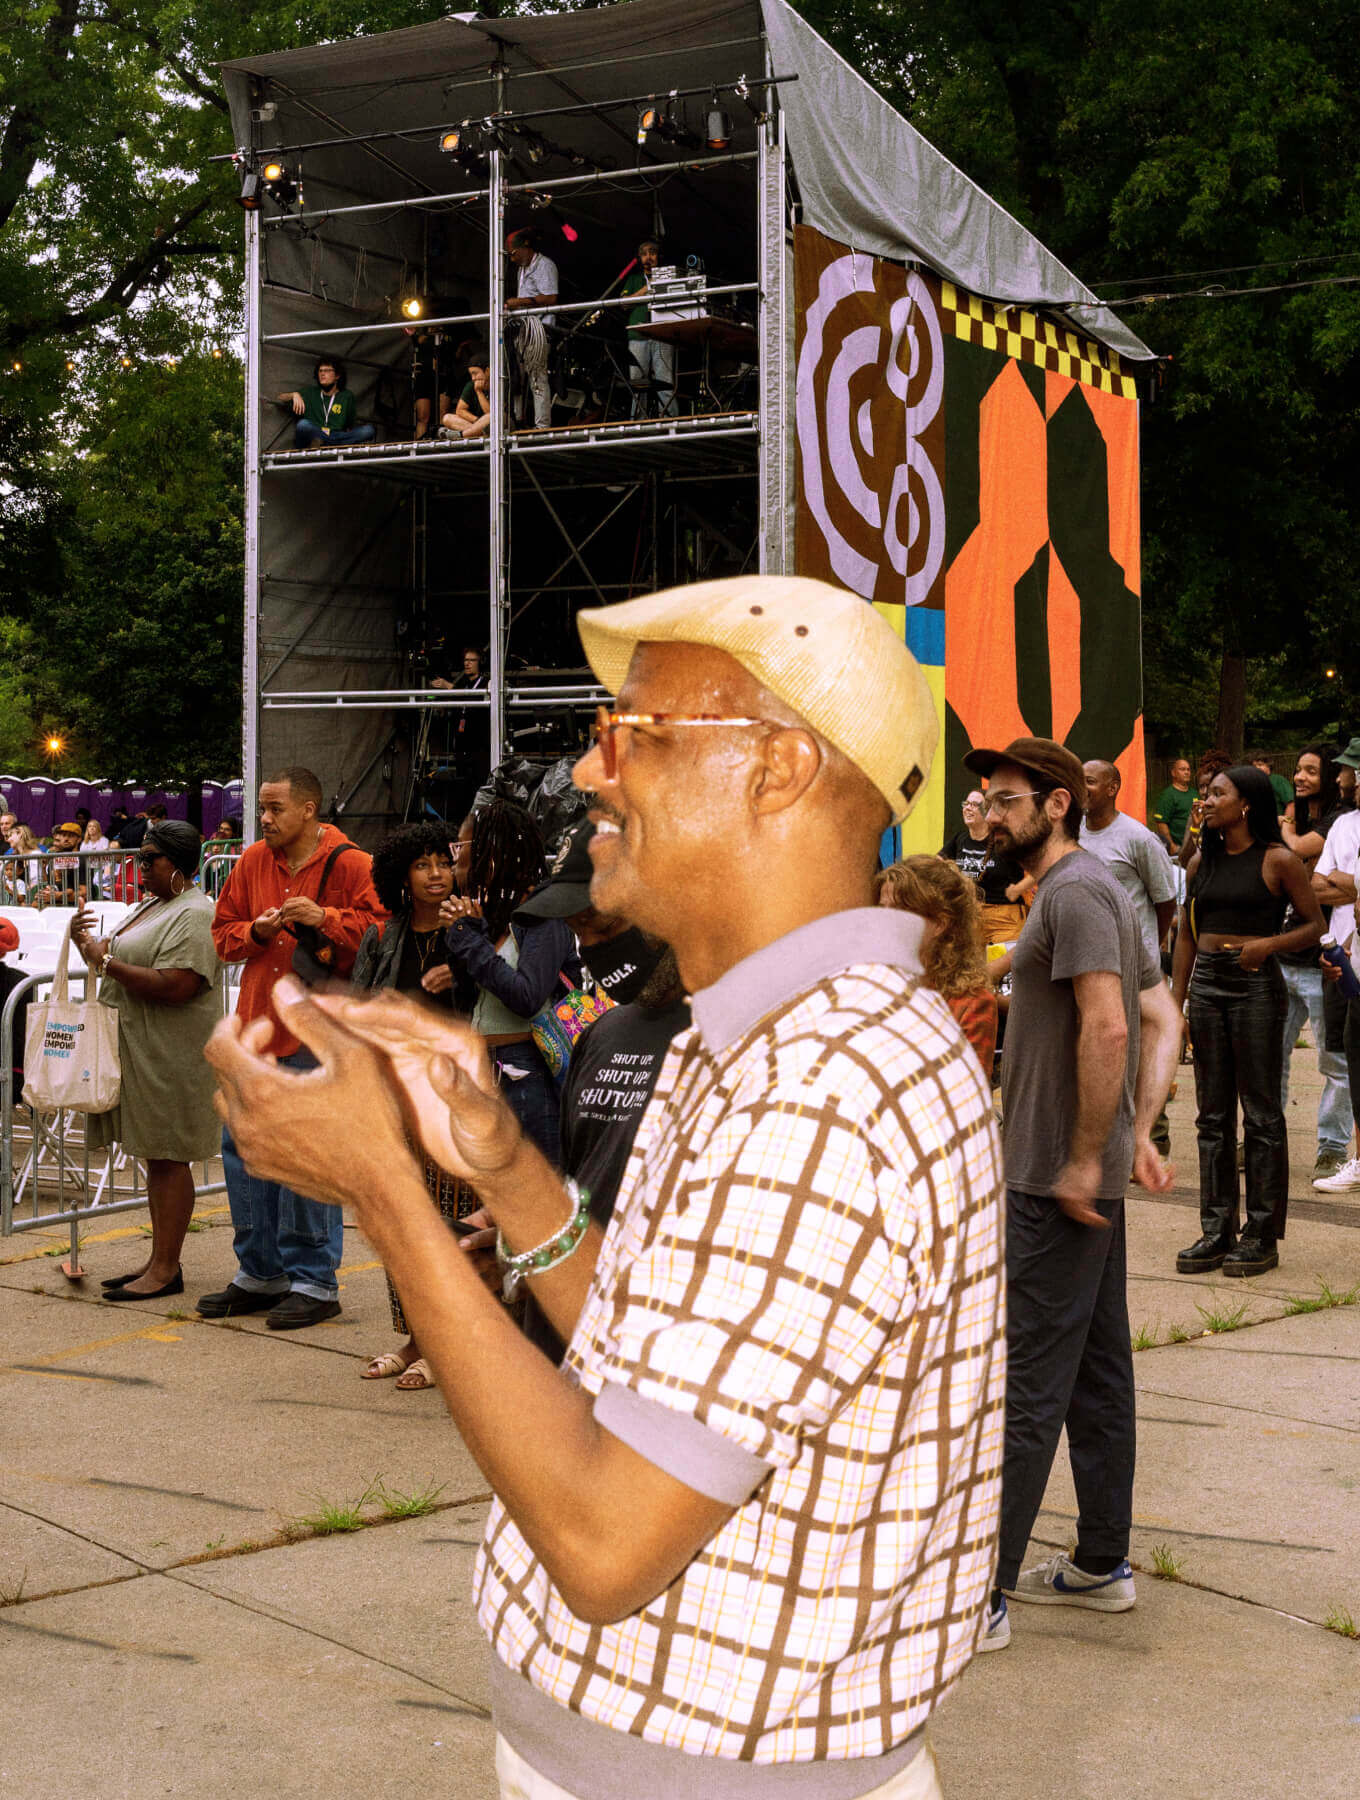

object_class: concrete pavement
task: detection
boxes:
[2,1062,1357,1797]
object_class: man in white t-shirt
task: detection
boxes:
[1310,736,1360,1190]
[506,229,559,428]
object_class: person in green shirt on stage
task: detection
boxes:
[276,358,376,450]
[621,238,677,419]
[1151,757,1195,851]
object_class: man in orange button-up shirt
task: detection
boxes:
[202,766,384,1330]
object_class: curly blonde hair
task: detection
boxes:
[875,855,990,999]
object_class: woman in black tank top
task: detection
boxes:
[1170,765,1323,1276]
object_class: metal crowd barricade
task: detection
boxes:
[0,844,242,912]
[0,907,244,1269]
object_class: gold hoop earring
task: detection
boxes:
[171,871,186,896]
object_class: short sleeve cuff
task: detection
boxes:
[594,1381,771,1506]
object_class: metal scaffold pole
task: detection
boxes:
[488,145,508,768]
[242,205,262,838]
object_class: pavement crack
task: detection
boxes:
[1135,1384,1360,1435]
[157,1567,492,1714]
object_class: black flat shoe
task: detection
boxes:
[101,1270,150,1290]
[1175,1235,1232,1274]
[196,1282,281,1318]
[1222,1239,1279,1277]
[266,1292,342,1331]
[103,1269,184,1302]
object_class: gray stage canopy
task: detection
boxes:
[221,0,1148,838]
[222,0,1149,360]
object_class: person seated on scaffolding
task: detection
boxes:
[504,228,558,430]
[438,345,491,439]
[621,238,678,419]
[276,358,377,450]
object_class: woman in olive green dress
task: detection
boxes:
[71,821,222,1301]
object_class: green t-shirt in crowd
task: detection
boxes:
[299,384,356,433]
[1268,772,1293,813]
[1151,782,1194,847]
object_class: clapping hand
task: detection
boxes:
[310,986,521,1183]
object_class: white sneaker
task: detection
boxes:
[1313,1156,1360,1192]
[976,1595,1010,1652]
[1004,1551,1135,1611]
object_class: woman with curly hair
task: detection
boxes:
[877,855,998,1077]
[352,821,476,1389]
[441,798,570,1163]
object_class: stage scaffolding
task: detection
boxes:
[230,6,791,839]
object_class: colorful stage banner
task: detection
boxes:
[794,225,1144,852]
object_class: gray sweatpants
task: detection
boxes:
[996,1187,1136,1590]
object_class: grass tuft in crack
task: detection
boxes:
[1283,1279,1360,1316]
[1130,1320,1161,1352]
[378,1478,448,1521]
[1195,1298,1248,1335]
[1166,1321,1194,1343]
[1150,1544,1184,1582]
[1323,1604,1358,1639]
[288,1480,383,1538]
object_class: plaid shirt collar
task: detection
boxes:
[690,907,925,1055]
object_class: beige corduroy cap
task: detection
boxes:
[576,574,938,823]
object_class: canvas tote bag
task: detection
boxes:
[23,917,122,1113]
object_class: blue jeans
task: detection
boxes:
[493,1042,560,1167]
[220,1049,345,1300]
[1280,960,1350,1155]
[628,336,677,417]
[294,420,376,449]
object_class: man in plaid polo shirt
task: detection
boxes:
[208,576,1007,1800]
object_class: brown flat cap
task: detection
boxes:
[963,735,1086,816]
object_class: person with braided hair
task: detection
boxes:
[353,821,477,1389]
[441,800,571,1162]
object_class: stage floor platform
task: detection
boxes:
[260,410,760,488]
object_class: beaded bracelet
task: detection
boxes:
[497,1178,592,1301]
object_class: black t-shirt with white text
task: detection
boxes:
[523,995,691,1361]
[940,831,1026,906]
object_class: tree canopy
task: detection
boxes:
[1,0,1357,781]
[802,0,1360,758]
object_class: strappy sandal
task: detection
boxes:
[394,1356,437,1391]
[362,1351,411,1380]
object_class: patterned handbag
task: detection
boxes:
[529,973,613,1081]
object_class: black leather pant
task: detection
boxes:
[1188,950,1288,1244]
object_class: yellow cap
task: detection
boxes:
[577,575,938,823]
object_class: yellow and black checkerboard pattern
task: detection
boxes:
[940,280,1137,398]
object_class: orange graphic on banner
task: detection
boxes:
[946,360,1047,750]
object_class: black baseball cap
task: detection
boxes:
[515,819,595,920]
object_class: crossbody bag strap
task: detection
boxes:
[311,843,354,910]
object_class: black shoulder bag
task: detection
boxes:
[290,844,357,986]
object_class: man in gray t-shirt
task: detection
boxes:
[964,736,1180,1655]
[1079,761,1177,967]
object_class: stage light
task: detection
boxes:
[561,221,579,243]
[637,101,660,146]
[121,357,131,367]
[706,99,733,149]
[65,360,74,371]
[238,170,261,210]
[439,127,463,154]
[401,295,425,320]
[260,160,298,206]
[46,736,63,755]
[212,348,222,358]
[1325,666,1338,680]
